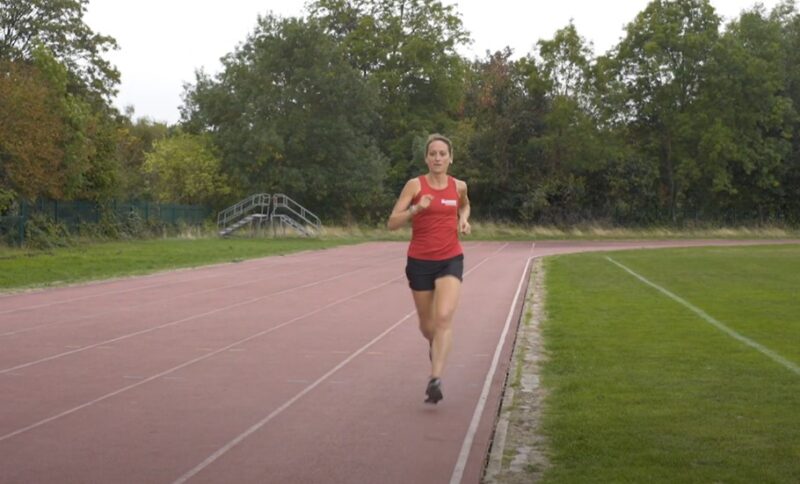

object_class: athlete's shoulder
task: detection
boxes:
[405,177,422,190]
[401,177,422,197]
[452,178,468,201]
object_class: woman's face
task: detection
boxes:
[425,140,451,174]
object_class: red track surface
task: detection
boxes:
[0,240,793,483]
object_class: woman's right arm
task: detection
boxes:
[387,179,419,231]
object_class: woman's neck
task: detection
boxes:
[425,172,448,188]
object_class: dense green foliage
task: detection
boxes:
[181,0,800,226]
[3,0,800,228]
[143,132,231,205]
[0,0,126,206]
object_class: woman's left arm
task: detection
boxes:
[457,180,471,235]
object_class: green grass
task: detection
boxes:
[0,236,359,291]
[539,245,800,483]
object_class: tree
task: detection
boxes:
[181,15,387,220]
[1,2,124,205]
[0,57,65,200]
[613,0,721,222]
[26,46,121,202]
[694,5,795,222]
[527,24,606,223]
[308,0,470,188]
[0,0,119,101]
[774,1,800,223]
[143,132,230,205]
[456,49,547,221]
[116,112,170,200]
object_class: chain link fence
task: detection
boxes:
[0,199,211,246]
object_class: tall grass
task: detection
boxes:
[322,222,799,240]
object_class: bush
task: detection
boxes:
[24,214,72,249]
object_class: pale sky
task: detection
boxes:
[84,0,783,124]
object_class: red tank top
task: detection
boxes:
[407,175,463,260]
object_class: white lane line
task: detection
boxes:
[607,257,800,376]
[0,248,400,335]
[0,264,375,375]
[172,244,511,483]
[1,264,320,337]
[171,309,417,484]
[0,264,263,317]
[0,271,407,443]
[450,250,534,484]
[0,245,388,317]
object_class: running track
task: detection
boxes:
[0,240,794,483]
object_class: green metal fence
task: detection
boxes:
[0,199,211,246]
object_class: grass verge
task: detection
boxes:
[0,236,359,291]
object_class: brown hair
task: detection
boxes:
[425,133,453,157]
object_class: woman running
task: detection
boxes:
[387,133,471,404]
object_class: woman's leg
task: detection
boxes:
[429,275,462,378]
[412,289,435,344]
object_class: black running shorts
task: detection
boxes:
[405,254,464,291]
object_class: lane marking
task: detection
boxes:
[450,245,534,484]
[1,268,316,337]
[0,264,380,375]
[0,269,410,443]
[171,309,417,484]
[607,256,800,376]
[0,250,340,316]
[172,244,511,483]
[0,249,400,336]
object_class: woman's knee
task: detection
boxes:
[433,311,455,330]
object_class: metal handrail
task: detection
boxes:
[217,193,270,229]
[217,192,321,237]
[271,213,311,236]
[271,194,321,231]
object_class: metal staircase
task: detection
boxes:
[217,193,321,237]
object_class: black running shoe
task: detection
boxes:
[424,377,443,404]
